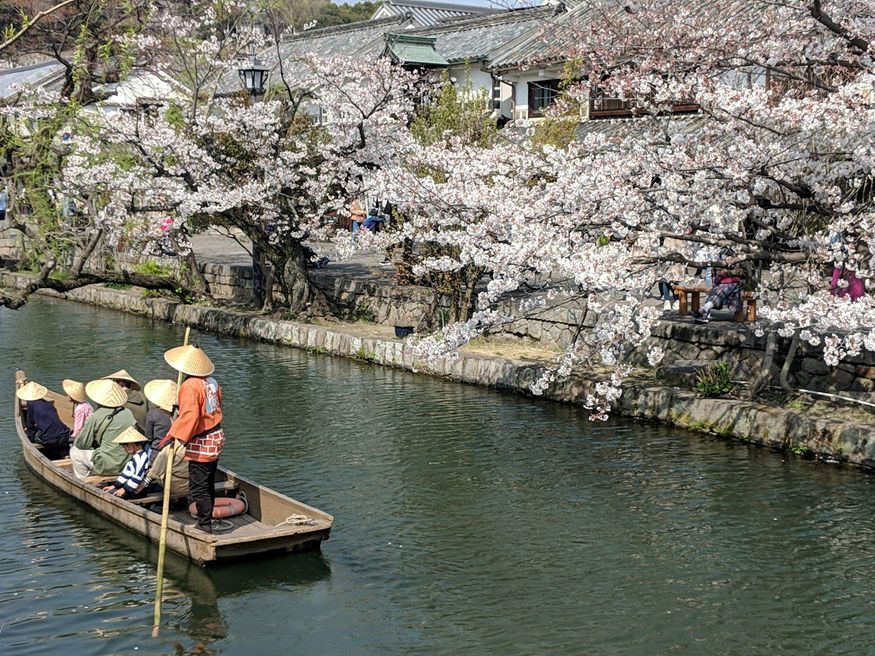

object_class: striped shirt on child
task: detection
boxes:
[113,450,151,494]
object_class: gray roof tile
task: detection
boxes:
[408,6,559,64]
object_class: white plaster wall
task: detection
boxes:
[448,65,493,102]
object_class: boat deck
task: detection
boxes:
[15,369,333,564]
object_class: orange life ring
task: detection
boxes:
[189,496,247,519]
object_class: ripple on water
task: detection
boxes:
[4,299,875,654]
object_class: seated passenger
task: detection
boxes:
[101,427,151,499]
[70,379,136,479]
[143,379,177,464]
[16,380,71,459]
[140,440,189,502]
[102,369,147,432]
[63,379,94,439]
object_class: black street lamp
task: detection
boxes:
[238,58,269,96]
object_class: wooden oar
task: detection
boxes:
[152,326,190,638]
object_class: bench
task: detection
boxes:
[127,479,239,506]
[673,285,757,322]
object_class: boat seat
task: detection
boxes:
[127,480,239,506]
[84,474,119,485]
[53,458,73,467]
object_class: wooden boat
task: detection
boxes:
[14,370,333,566]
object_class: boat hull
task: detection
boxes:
[15,370,333,566]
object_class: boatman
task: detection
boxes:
[159,344,224,534]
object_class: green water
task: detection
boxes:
[2,296,875,655]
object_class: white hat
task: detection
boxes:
[144,379,178,412]
[164,345,214,376]
[62,379,87,403]
[85,379,128,408]
[16,381,48,402]
[102,369,141,391]
[113,426,148,444]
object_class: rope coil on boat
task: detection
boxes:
[276,514,319,527]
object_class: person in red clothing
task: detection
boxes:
[160,344,224,533]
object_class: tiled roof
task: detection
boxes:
[372,0,498,27]
[0,61,64,100]
[489,0,765,71]
[408,5,559,65]
[488,2,594,71]
[574,113,709,141]
[227,15,415,94]
[385,34,449,66]
[280,15,413,60]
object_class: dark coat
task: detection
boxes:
[124,388,148,432]
[25,399,71,446]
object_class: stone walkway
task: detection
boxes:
[190,230,755,331]
[190,230,395,285]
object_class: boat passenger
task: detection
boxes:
[101,426,151,499]
[16,380,71,459]
[70,379,136,479]
[62,379,93,439]
[159,345,224,533]
[140,440,189,502]
[102,369,147,432]
[143,379,177,464]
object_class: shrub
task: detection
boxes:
[134,260,174,277]
[695,361,734,397]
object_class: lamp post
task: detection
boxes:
[237,57,270,308]
[238,58,269,97]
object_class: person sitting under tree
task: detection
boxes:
[691,254,742,324]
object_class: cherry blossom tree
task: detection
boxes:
[353,0,875,416]
[61,1,417,314]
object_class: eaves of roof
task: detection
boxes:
[0,61,66,100]
[281,14,412,45]
[407,5,560,65]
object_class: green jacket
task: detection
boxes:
[73,406,136,475]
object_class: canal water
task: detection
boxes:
[2,297,875,655]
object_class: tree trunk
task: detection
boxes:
[181,250,212,300]
[279,242,330,317]
[779,331,801,393]
[748,329,778,399]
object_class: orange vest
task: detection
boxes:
[168,376,224,462]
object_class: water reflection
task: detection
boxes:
[15,462,330,654]
[10,297,875,654]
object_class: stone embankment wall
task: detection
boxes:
[7,278,872,472]
[4,242,875,401]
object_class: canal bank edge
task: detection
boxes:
[4,271,874,471]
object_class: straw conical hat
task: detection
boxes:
[144,379,178,412]
[102,369,141,391]
[112,425,148,444]
[16,381,48,402]
[62,379,87,403]
[164,345,214,376]
[85,379,128,408]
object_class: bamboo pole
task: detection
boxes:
[152,326,190,638]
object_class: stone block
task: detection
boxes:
[802,358,830,376]
[855,366,875,380]
[850,377,875,393]
[657,359,714,387]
